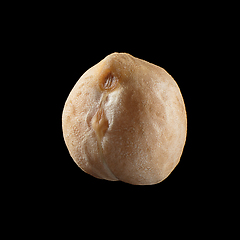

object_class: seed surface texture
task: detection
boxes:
[62,53,187,185]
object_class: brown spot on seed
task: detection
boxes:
[100,72,119,91]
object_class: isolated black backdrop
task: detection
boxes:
[6,2,228,237]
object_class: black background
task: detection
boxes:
[9,4,223,230]
[4,2,237,237]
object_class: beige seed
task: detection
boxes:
[62,53,187,185]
